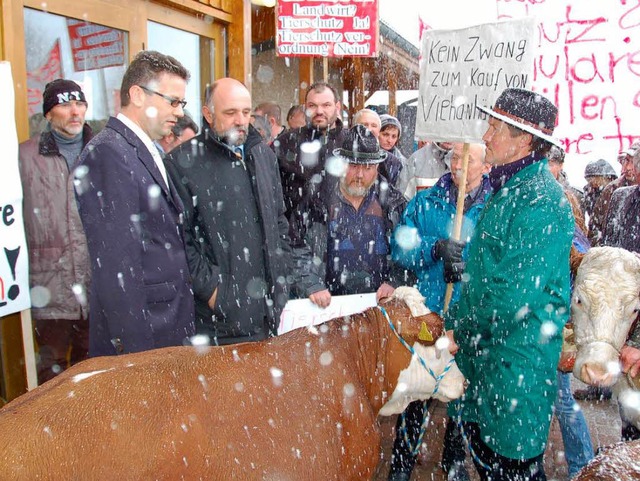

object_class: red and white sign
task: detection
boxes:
[26,40,62,117]
[66,19,125,72]
[276,0,379,57]
[496,1,640,169]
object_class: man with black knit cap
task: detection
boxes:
[18,79,92,383]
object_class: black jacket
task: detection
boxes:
[165,126,292,343]
[273,119,347,233]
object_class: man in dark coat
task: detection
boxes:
[273,81,346,239]
[75,51,195,357]
[588,144,639,246]
[19,79,92,382]
[165,78,291,345]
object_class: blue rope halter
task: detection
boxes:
[454,399,492,471]
[377,305,455,456]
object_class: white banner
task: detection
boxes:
[496,0,640,183]
[0,62,31,317]
[415,17,536,143]
[278,293,377,335]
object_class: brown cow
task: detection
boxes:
[574,440,640,480]
[0,287,464,480]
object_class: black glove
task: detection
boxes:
[444,260,466,283]
[433,238,465,264]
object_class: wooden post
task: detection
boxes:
[298,57,314,105]
[20,310,37,390]
[388,63,397,116]
[443,143,470,313]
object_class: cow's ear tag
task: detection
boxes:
[419,322,433,342]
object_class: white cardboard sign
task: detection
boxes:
[415,17,536,143]
[278,293,377,335]
[0,62,31,317]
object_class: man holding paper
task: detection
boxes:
[293,125,407,308]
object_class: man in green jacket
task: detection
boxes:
[445,88,574,480]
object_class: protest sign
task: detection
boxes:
[415,18,536,143]
[66,19,126,72]
[0,63,31,318]
[496,1,640,173]
[276,0,379,57]
[278,293,377,335]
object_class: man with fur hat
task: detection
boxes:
[18,79,92,383]
[294,124,408,308]
[581,158,617,231]
[445,88,574,480]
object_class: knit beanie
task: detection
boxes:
[43,79,86,116]
[584,159,617,179]
[379,114,402,137]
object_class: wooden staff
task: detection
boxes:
[443,142,470,313]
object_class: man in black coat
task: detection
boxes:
[75,51,195,356]
[165,78,291,345]
[273,81,346,239]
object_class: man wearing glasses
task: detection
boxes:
[74,50,195,357]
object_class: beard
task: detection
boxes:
[213,125,247,147]
[340,176,373,198]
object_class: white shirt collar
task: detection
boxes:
[116,112,169,188]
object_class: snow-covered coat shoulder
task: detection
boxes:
[446,158,574,460]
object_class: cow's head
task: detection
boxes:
[377,287,465,416]
[573,247,640,386]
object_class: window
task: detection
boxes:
[24,8,128,136]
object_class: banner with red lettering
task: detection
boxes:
[66,19,126,72]
[496,1,640,163]
[26,39,62,117]
[0,62,31,317]
[276,0,379,57]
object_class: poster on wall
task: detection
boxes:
[415,17,535,143]
[276,0,379,57]
[0,63,31,317]
[26,39,62,117]
[66,19,126,72]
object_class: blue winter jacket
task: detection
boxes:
[391,173,491,314]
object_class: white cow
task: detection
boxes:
[572,246,640,427]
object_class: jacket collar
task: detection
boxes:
[106,116,173,202]
[489,152,543,193]
[39,123,93,156]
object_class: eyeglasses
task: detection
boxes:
[138,85,187,109]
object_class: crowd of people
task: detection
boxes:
[18,48,640,481]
